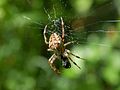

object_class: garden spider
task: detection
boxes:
[43,17,85,74]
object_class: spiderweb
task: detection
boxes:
[24,0,120,49]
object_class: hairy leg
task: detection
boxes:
[68,57,81,69]
[48,54,60,74]
[64,41,75,47]
[61,17,64,42]
[66,49,86,60]
[43,25,49,44]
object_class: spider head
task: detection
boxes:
[61,56,71,69]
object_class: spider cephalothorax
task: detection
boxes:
[43,17,85,74]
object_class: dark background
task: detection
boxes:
[0,0,120,90]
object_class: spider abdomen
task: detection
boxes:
[49,33,62,49]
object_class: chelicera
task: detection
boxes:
[43,17,85,74]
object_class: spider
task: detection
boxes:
[43,17,85,74]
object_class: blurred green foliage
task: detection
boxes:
[0,0,120,90]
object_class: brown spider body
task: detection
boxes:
[43,17,85,74]
[49,33,64,52]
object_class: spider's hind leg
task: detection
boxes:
[43,25,49,44]
[64,41,75,47]
[61,17,65,42]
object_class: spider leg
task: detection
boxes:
[48,54,60,74]
[43,25,49,44]
[68,57,81,69]
[66,49,86,60]
[64,41,75,47]
[47,48,54,52]
[61,17,64,42]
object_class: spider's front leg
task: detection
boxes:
[48,54,60,74]
[43,25,49,44]
[66,49,86,60]
[65,49,86,69]
[63,49,81,69]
